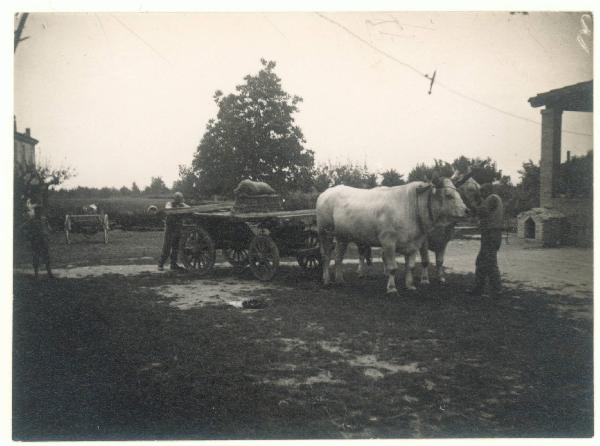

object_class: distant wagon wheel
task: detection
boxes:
[64,214,72,244]
[180,227,216,276]
[224,245,249,269]
[248,235,280,281]
[103,214,110,244]
[297,229,322,272]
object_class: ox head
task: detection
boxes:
[419,174,468,221]
[451,170,481,211]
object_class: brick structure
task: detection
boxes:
[520,81,593,247]
[517,207,566,247]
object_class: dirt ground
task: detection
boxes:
[12,230,594,440]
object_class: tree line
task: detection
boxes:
[30,59,591,219]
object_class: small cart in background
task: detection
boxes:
[64,213,110,244]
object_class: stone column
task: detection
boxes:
[539,107,562,208]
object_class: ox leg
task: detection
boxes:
[436,247,447,284]
[357,244,370,278]
[404,251,418,291]
[419,244,430,286]
[334,238,348,284]
[382,243,398,294]
[319,232,335,286]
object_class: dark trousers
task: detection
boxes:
[159,226,182,267]
[474,229,502,293]
[32,238,51,276]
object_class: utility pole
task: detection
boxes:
[14,12,29,52]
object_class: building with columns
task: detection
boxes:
[517,81,593,247]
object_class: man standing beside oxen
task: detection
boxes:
[471,183,504,297]
[158,191,190,271]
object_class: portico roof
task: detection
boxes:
[528,80,592,112]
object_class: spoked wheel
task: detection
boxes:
[248,235,280,281]
[297,230,322,273]
[180,227,216,276]
[224,246,249,269]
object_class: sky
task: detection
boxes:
[13,10,593,189]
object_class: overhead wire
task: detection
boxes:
[315,12,593,138]
[109,13,171,65]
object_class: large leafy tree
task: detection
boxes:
[191,59,315,197]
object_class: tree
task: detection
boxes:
[14,163,74,224]
[172,165,200,199]
[313,161,378,190]
[408,156,506,184]
[505,159,540,216]
[407,159,453,182]
[558,151,592,198]
[380,169,406,187]
[131,182,141,195]
[191,59,315,197]
[119,185,131,195]
[144,176,169,196]
[451,156,503,184]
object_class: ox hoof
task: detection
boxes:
[420,279,430,286]
[439,278,447,285]
[407,285,417,292]
[386,288,399,295]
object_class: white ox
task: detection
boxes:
[418,176,480,284]
[316,177,468,294]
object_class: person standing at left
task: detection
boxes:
[158,191,190,271]
[22,204,54,279]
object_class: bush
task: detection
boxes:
[282,191,320,211]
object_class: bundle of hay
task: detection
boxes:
[233,179,282,213]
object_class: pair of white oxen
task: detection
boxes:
[316,174,480,294]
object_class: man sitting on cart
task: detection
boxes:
[158,191,190,271]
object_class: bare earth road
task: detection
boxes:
[12,230,594,439]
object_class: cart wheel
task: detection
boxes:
[103,214,109,244]
[297,253,322,272]
[297,230,321,272]
[64,215,71,244]
[248,235,279,281]
[180,227,215,275]
[224,246,249,269]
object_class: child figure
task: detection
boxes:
[23,204,54,279]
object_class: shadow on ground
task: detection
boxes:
[12,264,593,440]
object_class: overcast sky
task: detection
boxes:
[13,11,593,189]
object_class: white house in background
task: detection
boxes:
[14,117,38,168]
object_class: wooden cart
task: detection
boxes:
[64,213,110,244]
[168,204,321,281]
